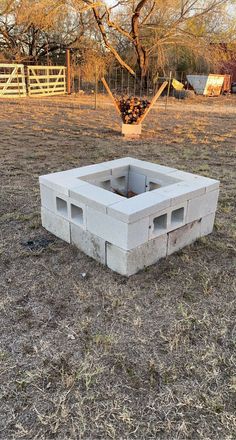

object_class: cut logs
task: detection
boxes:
[101,77,168,137]
[117,96,151,124]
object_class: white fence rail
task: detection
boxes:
[0,64,27,97]
[27,65,66,96]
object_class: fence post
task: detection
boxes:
[165,71,172,111]
[94,66,98,110]
[66,48,71,94]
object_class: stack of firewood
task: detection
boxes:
[116,96,150,124]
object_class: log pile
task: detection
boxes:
[116,96,150,124]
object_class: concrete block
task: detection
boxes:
[160,181,206,206]
[106,234,167,276]
[70,182,123,214]
[128,171,146,195]
[107,191,171,223]
[71,224,106,264]
[200,213,216,237]
[167,219,201,255]
[40,184,56,212]
[86,206,149,250]
[130,162,178,178]
[149,201,187,239]
[69,200,86,228]
[111,173,128,196]
[40,185,70,219]
[78,169,112,184]
[41,207,70,243]
[187,189,219,223]
[39,174,87,196]
[167,170,220,192]
[111,165,129,177]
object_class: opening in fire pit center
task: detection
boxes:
[79,165,181,199]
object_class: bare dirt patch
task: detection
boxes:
[0,95,235,440]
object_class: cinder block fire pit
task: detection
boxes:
[39,157,219,276]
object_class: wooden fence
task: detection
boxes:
[0,64,27,97]
[27,65,66,96]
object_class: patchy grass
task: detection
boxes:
[0,95,236,439]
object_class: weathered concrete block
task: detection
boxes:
[106,234,167,276]
[86,206,149,250]
[71,223,106,264]
[167,219,201,255]
[187,189,219,223]
[41,207,70,243]
[200,212,216,237]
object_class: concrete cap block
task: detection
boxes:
[70,182,123,213]
[160,181,207,205]
[39,174,88,196]
[107,189,171,223]
[167,170,220,192]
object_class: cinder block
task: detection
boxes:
[149,201,187,239]
[40,184,56,212]
[167,219,201,255]
[86,206,149,250]
[111,173,128,196]
[167,170,220,193]
[111,165,129,177]
[69,200,86,228]
[78,169,112,184]
[70,182,123,214]
[200,213,216,237]
[107,191,171,223]
[40,185,69,219]
[71,224,106,264]
[39,174,87,196]
[187,189,219,223]
[41,207,70,243]
[106,234,167,276]
[130,162,178,178]
[128,171,146,194]
[160,181,206,206]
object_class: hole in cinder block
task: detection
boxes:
[153,213,167,232]
[149,181,161,191]
[171,207,184,225]
[56,197,68,217]
[71,204,83,225]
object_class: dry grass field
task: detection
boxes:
[0,94,236,440]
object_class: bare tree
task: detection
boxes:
[79,0,234,78]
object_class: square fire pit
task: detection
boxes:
[39,157,220,276]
